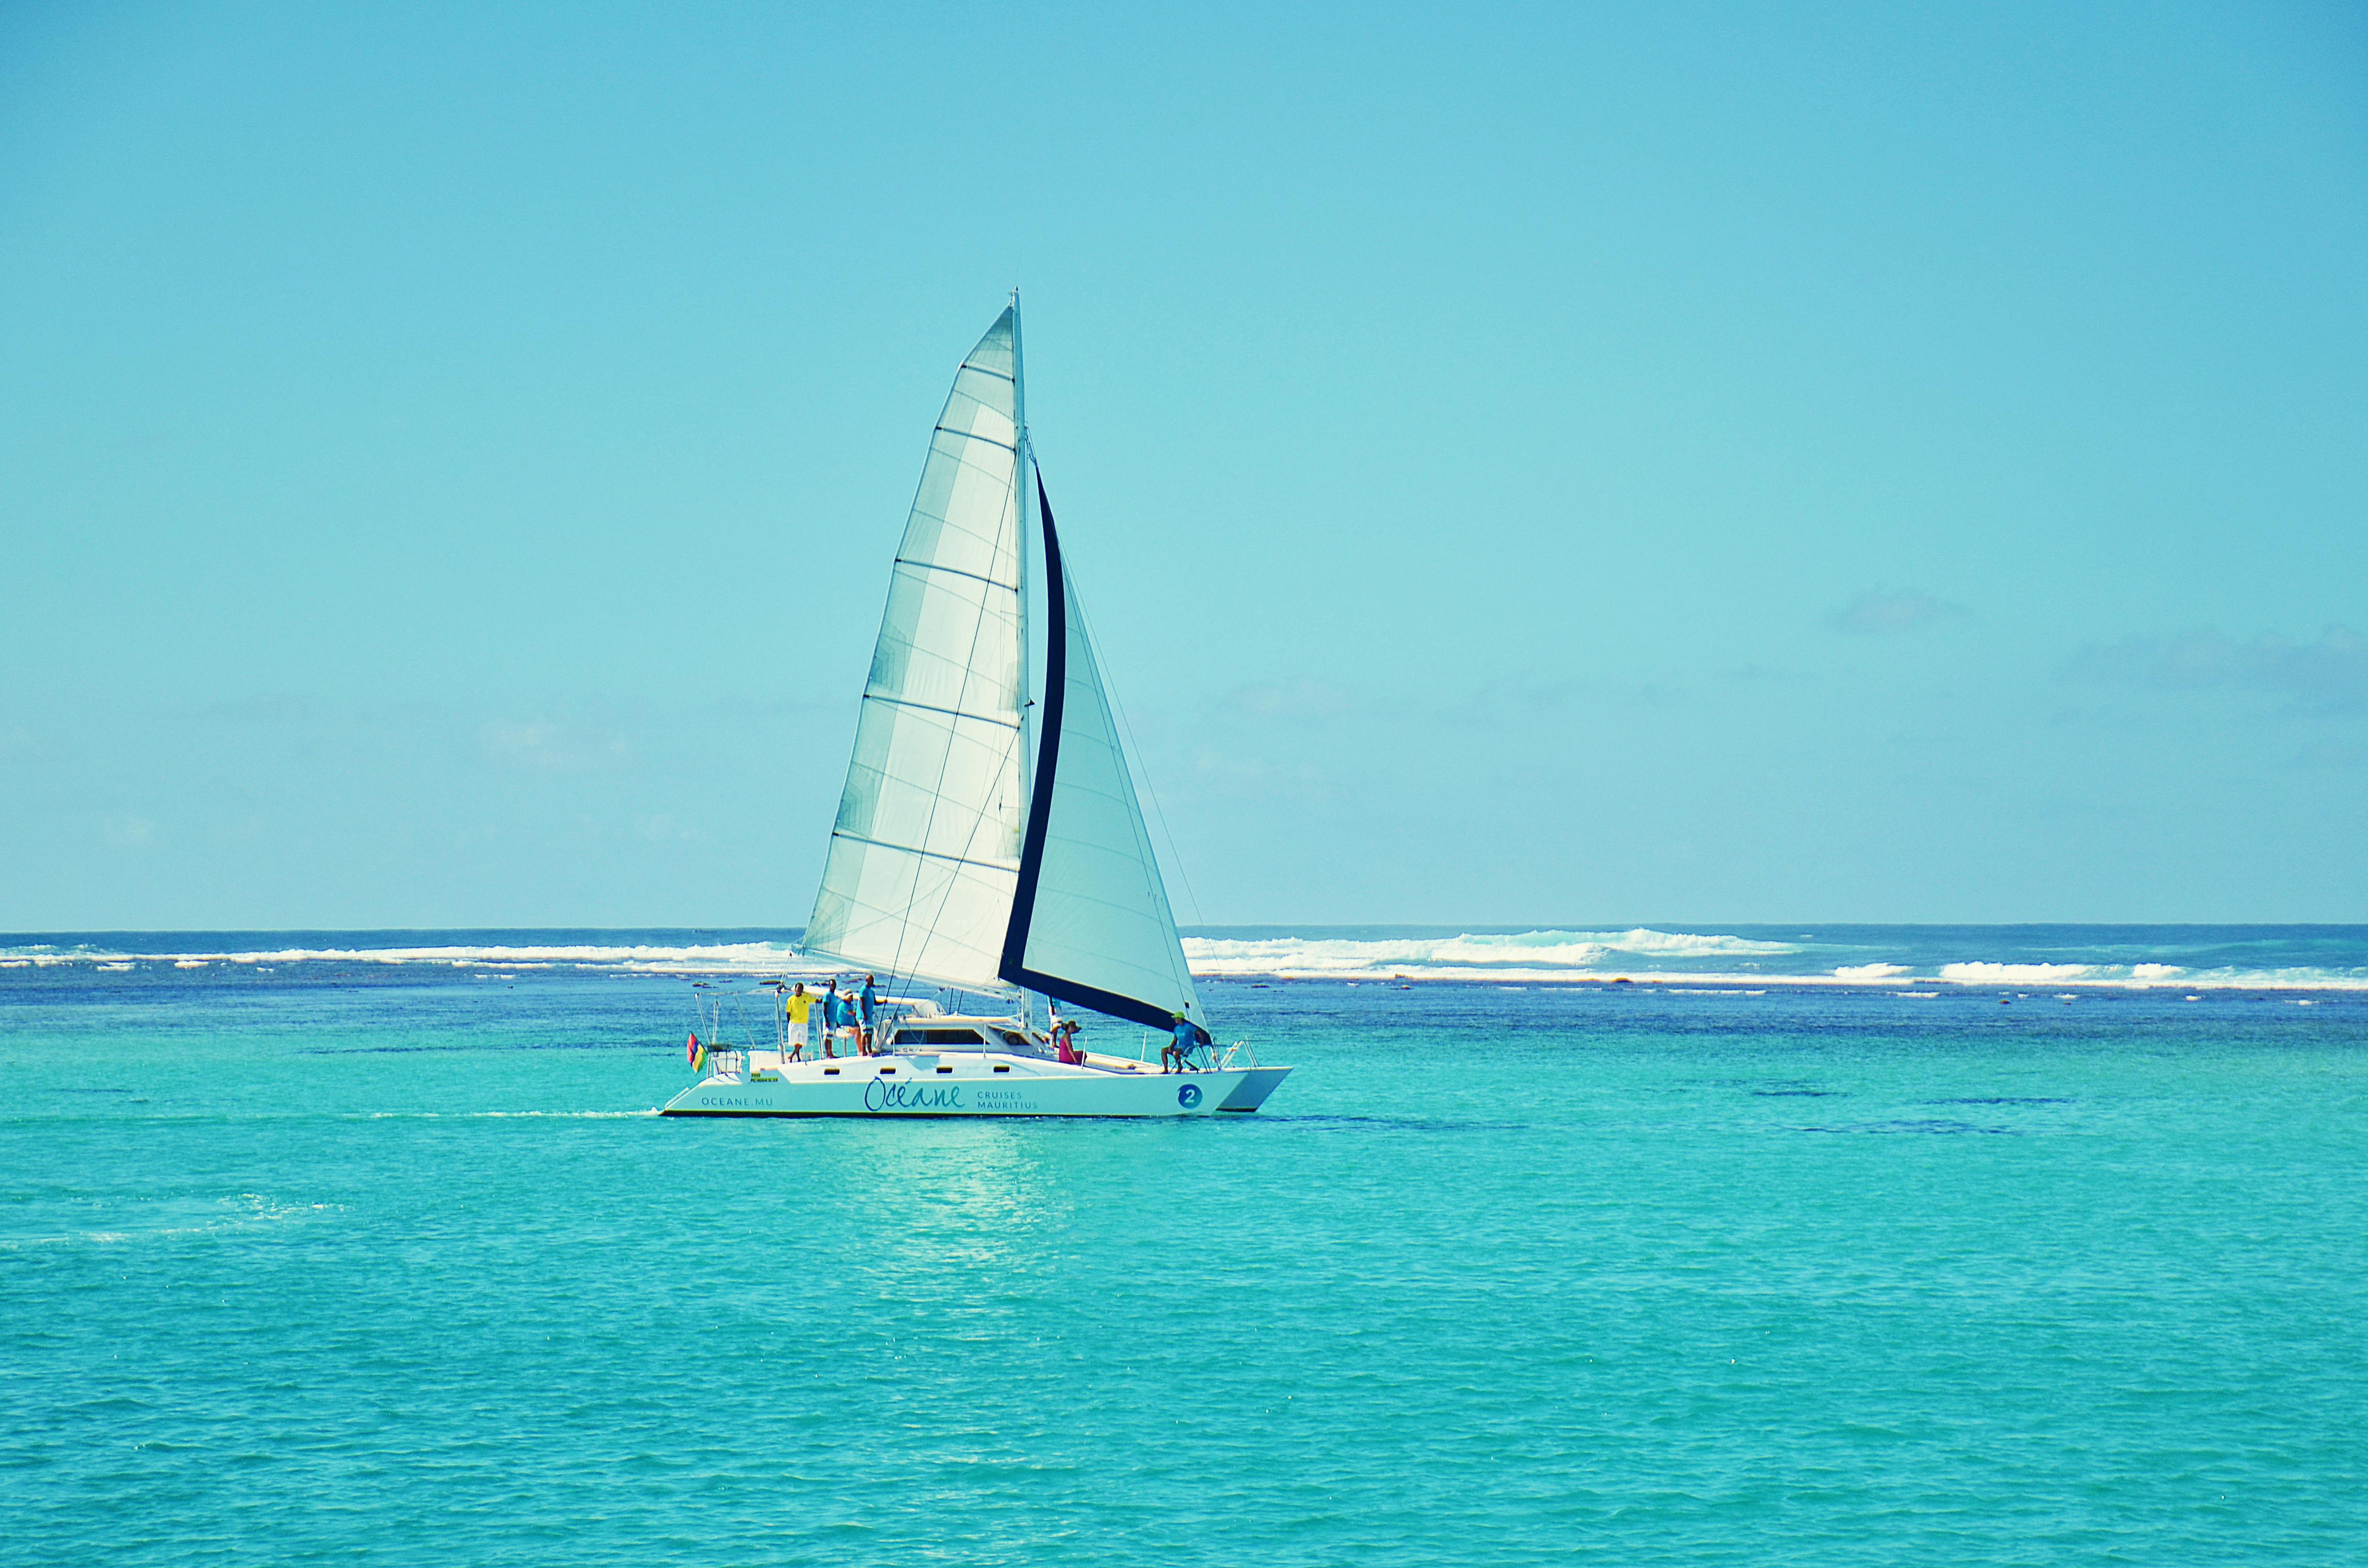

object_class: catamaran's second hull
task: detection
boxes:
[660,1053,1288,1118]
[1215,1065,1292,1112]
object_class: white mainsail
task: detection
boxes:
[1000,479,1206,1031]
[804,309,1029,990]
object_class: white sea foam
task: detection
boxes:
[0,1193,339,1253]
[1182,927,1794,983]
[466,1109,661,1118]
[1834,963,1911,981]
[6,932,2364,992]
[0,941,820,976]
[1940,962,2100,984]
[1180,932,2368,991]
[1930,961,2365,992]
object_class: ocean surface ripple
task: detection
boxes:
[3,927,2364,1564]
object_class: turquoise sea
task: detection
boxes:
[5,926,2365,1564]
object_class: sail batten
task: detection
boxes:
[865,696,1024,729]
[827,831,1021,872]
[894,560,1018,592]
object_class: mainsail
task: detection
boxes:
[1000,476,1206,1030]
[804,309,1029,989]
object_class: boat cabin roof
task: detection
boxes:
[883,1015,1041,1053]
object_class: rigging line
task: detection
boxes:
[1068,568,1209,937]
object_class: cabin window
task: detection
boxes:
[993,1064,1011,1073]
[823,1068,839,1076]
[936,1065,954,1074]
[897,1027,988,1046]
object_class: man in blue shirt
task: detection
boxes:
[859,974,880,1053]
[1163,1012,1205,1073]
[828,982,855,1056]
[819,979,843,1058]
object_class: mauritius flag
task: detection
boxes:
[686,1032,702,1070]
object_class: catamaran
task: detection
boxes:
[663,300,1290,1118]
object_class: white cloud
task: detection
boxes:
[207,695,327,725]
[102,814,157,848]
[2295,738,2368,770]
[477,718,634,772]
[1826,590,1970,635]
[2066,626,2367,715]
[1221,680,1353,722]
[1189,748,1331,799]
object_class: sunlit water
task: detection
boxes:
[4,931,2364,1564]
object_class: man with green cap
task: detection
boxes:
[1162,1011,1204,1073]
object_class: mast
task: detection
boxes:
[1010,289,1033,1030]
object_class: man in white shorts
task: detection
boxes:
[784,982,815,1060]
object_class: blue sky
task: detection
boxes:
[4,1,2364,928]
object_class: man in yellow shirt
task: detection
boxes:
[784,983,816,1061]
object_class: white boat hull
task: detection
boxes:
[661,1050,1291,1118]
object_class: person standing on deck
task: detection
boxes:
[785,983,815,1061]
[818,979,842,1058]
[829,982,858,1056]
[859,974,880,1053]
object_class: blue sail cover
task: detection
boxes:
[1001,478,1205,1031]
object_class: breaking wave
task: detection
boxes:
[1939,962,2102,984]
[6,929,2365,991]
[0,941,814,976]
[1183,928,1795,983]
[1178,931,2368,991]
